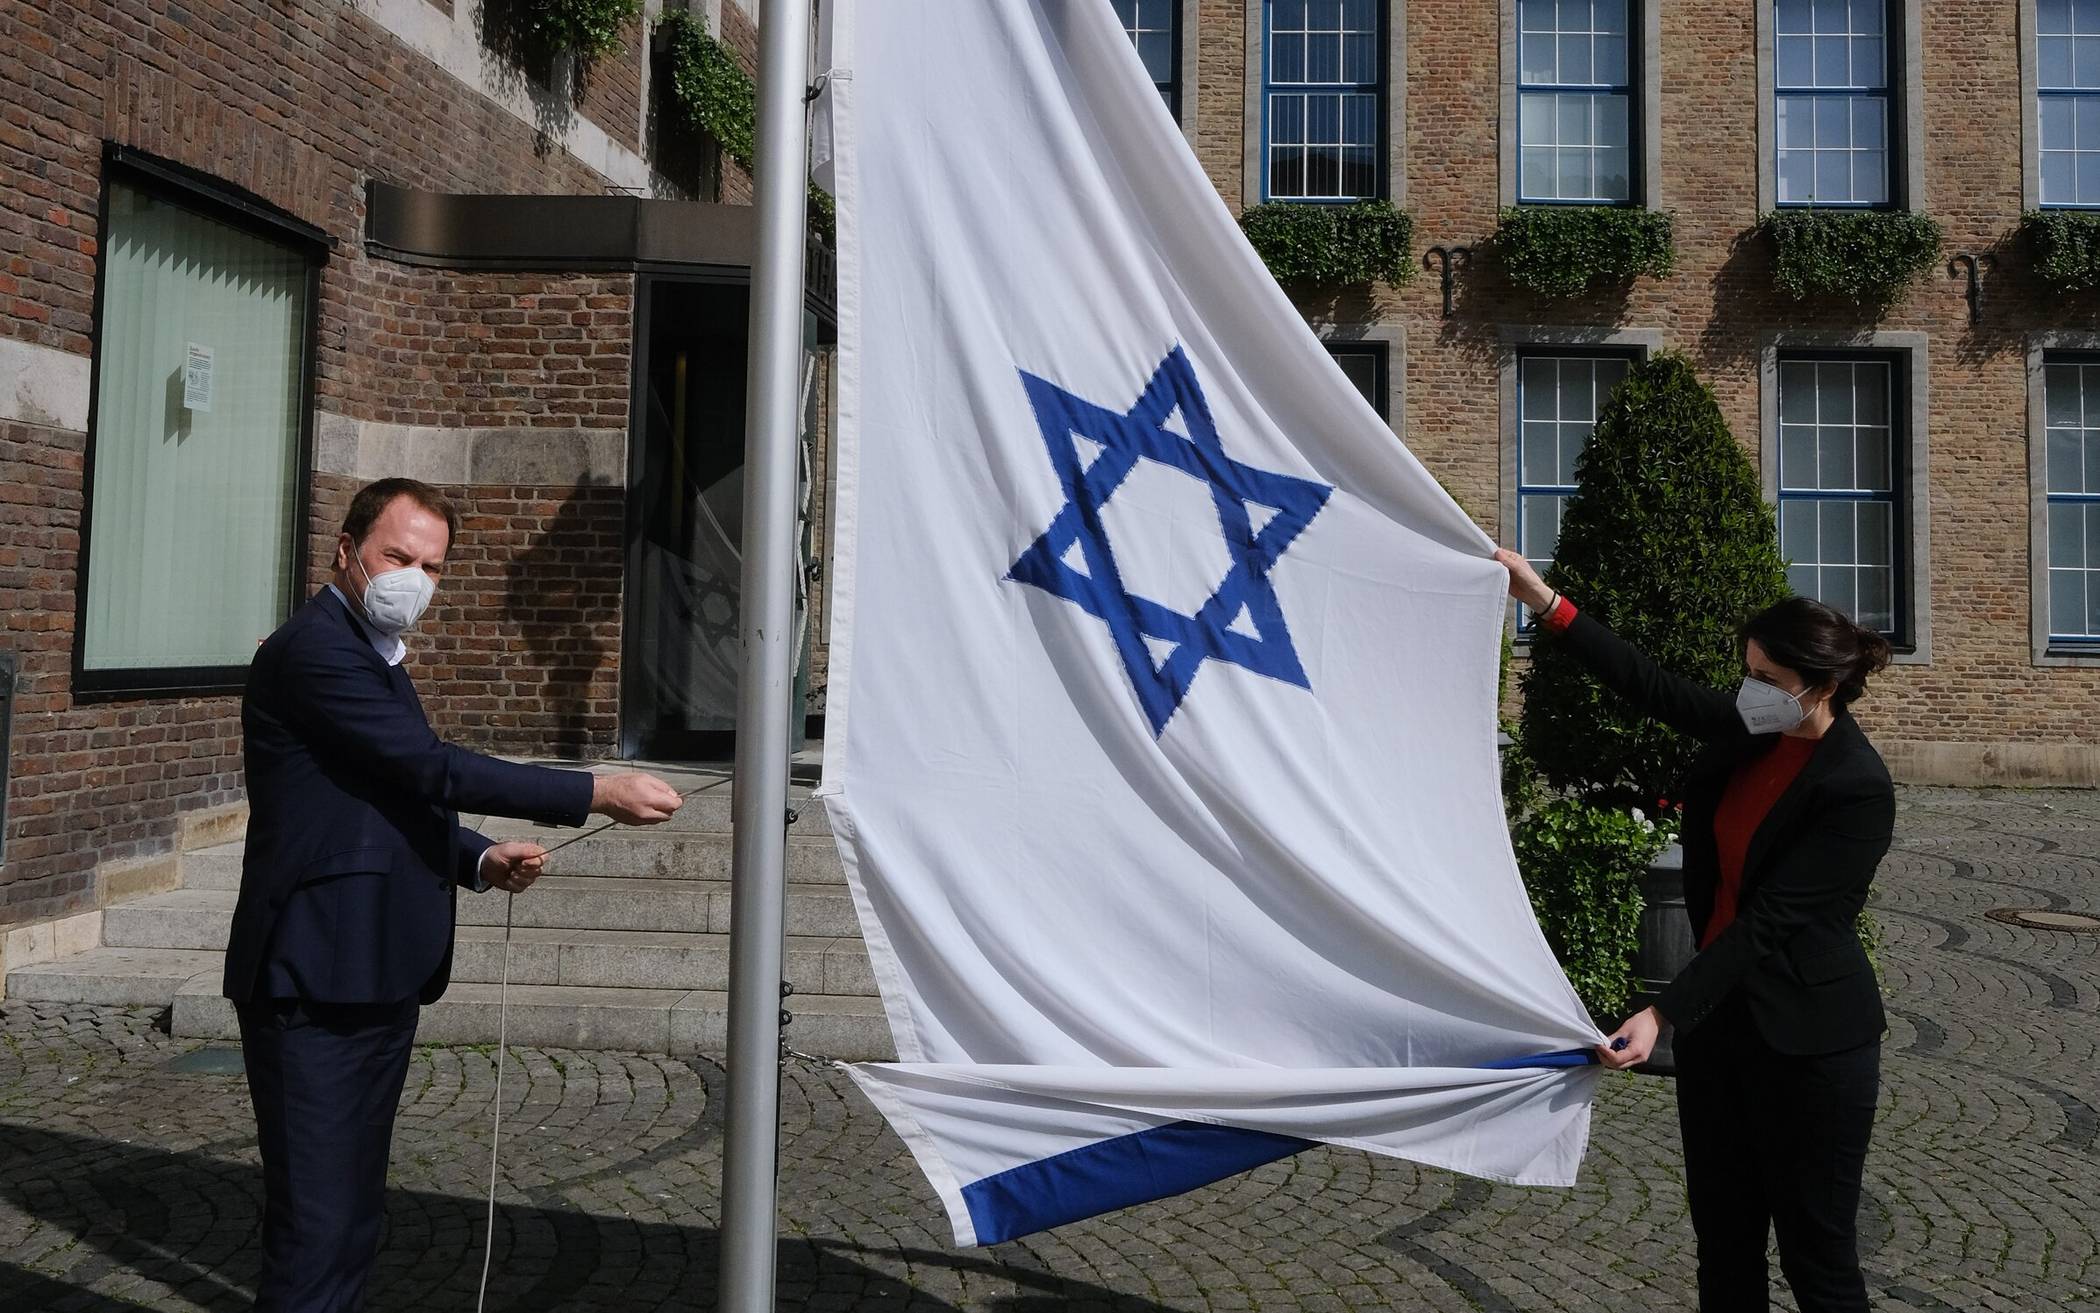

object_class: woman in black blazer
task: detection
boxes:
[1496,549,1895,1313]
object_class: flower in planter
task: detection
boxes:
[1239,201,1415,287]
[2022,209,2100,293]
[1491,206,1675,299]
[1757,209,1943,305]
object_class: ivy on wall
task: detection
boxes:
[658,10,833,243]
[489,0,641,65]
[1239,200,1414,287]
[1491,206,1675,299]
[1758,209,1943,304]
[2022,209,2100,293]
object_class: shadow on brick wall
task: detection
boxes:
[503,476,622,760]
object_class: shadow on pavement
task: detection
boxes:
[0,1121,1178,1311]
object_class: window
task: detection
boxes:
[1774,0,1892,207]
[1326,342,1388,419]
[1515,351,1631,626]
[1517,0,1633,204]
[1777,358,1900,634]
[2038,0,2100,207]
[1264,0,1384,201]
[2042,358,2100,643]
[1113,0,1182,118]
[78,152,321,692]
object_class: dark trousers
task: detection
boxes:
[1675,995,1880,1313]
[238,997,421,1313]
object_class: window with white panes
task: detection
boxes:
[2042,358,2100,643]
[2038,0,2100,207]
[1113,0,1181,119]
[1774,0,1893,207]
[1265,0,1383,201]
[1516,352,1631,627]
[1517,0,1634,204]
[1777,358,1901,634]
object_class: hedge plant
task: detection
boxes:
[1240,200,1414,286]
[2022,209,2100,292]
[1492,206,1675,298]
[510,0,641,61]
[1511,794,1669,1018]
[1518,353,1790,808]
[1758,209,1943,304]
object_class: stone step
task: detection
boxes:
[168,977,896,1060]
[451,926,877,996]
[103,889,238,952]
[180,832,848,887]
[462,781,833,839]
[456,877,861,937]
[105,881,868,951]
[5,947,222,1006]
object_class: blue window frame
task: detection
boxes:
[2038,0,2100,208]
[1515,351,1631,628]
[1264,0,1384,202]
[1777,357,1902,635]
[1517,0,1635,204]
[1113,0,1182,119]
[2042,357,2100,644]
[1774,0,1893,207]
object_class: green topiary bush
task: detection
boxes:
[1510,795,1669,1019]
[1239,201,1414,286]
[1758,209,1943,304]
[2022,209,2100,292]
[1492,206,1675,298]
[1517,353,1790,808]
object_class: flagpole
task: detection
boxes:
[720,0,814,1305]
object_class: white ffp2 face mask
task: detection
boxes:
[1736,675,1807,735]
[353,553,436,636]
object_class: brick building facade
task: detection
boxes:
[2,0,2096,935]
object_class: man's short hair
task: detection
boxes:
[342,478,459,548]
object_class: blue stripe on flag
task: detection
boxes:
[958,1048,1598,1243]
[961,1121,1312,1245]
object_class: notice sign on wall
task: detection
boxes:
[183,343,214,413]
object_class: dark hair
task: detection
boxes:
[341,478,459,548]
[1740,596,1892,709]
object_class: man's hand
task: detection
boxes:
[1596,1005,1663,1070]
[590,772,684,825]
[482,841,548,892]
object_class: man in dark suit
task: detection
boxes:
[226,477,684,1311]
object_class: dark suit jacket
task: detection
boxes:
[1553,611,1894,1055]
[224,589,594,1006]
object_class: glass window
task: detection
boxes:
[1112,0,1181,118]
[1774,0,1891,206]
[2038,0,2100,207]
[1517,0,1634,203]
[1265,0,1383,201]
[1777,358,1900,634]
[1326,342,1387,419]
[2042,358,2100,642]
[81,175,313,685]
[1515,352,1631,627]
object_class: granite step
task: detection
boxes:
[4,946,223,1006]
[180,831,848,887]
[168,977,896,1060]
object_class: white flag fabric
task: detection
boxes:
[815,0,1605,1247]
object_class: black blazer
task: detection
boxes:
[1552,611,1893,1055]
[224,589,594,1006]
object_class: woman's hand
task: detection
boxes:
[1596,1006,1663,1070]
[1492,548,1556,613]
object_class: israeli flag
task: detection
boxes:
[815,0,1605,1247]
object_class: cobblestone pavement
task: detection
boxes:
[1,788,2095,1311]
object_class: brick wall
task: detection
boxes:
[336,268,636,429]
[1191,0,2100,749]
[576,10,649,154]
[0,0,657,923]
[0,420,244,925]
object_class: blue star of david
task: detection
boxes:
[1007,347,1333,736]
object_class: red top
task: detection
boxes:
[1536,595,1819,949]
[1705,734,1817,947]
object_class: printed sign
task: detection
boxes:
[184,343,214,412]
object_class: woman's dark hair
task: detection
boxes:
[1740,596,1892,709]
